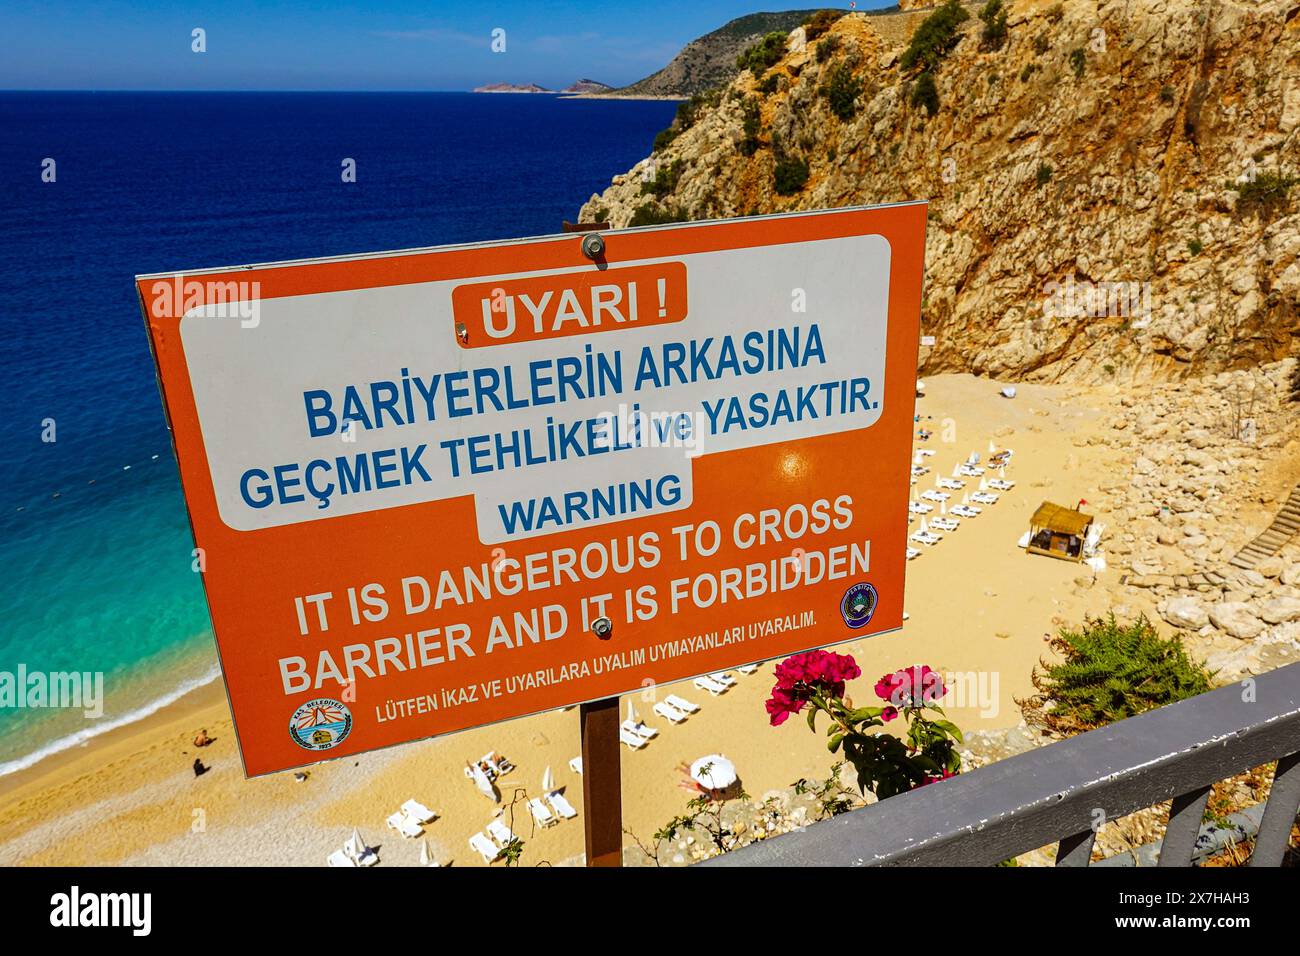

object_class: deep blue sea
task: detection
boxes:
[0,91,675,775]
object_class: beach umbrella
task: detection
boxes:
[962,493,969,504]
[690,754,737,790]
[979,478,988,491]
[541,765,555,793]
[999,465,1007,479]
[988,439,997,453]
[951,463,961,477]
[469,761,498,802]
[626,699,637,723]
[941,500,947,515]
[919,517,928,533]
[419,840,431,867]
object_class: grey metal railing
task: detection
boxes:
[703,661,1300,867]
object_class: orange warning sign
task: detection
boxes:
[137,204,926,776]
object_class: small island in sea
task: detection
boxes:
[472,82,554,94]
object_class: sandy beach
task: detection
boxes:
[0,373,1220,866]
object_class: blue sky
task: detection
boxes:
[0,1,890,91]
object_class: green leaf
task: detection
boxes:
[849,706,884,722]
[828,733,844,753]
[806,706,819,733]
[931,719,964,742]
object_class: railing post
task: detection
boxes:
[1249,751,1300,867]
[1054,829,1096,867]
[1157,786,1212,866]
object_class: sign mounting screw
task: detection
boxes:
[591,616,613,640]
[455,322,468,344]
[581,233,606,261]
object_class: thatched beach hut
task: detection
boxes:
[1026,502,1094,562]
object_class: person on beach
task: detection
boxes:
[193,729,212,747]
[192,758,209,777]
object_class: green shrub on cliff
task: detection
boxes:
[641,159,683,198]
[816,33,841,64]
[1020,614,1214,734]
[979,0,1009,49]
[629,202,689,227]
[737,31,788,74]
[802,9,844,41]
[910,71,940,116]
[773,155,809,195]
[821,63,863,121]
[738,96,762,155]
[900,0,970,73]
[1234,170,1297,218]
[1069,47,1086,78]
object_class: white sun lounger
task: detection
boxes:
[950,505,981,519]
[909,501,933,514]
[654,701,688,723]
[343,833,378,866]
[936,477,964,490]
[327,849,358,867]
[916,448,935,457]
[387,811,424,839]
[910,464,929,476]
[402,799,437,824]
[906,547,921,560]
[920,490,949,503]
[623,719,658,740]
[930,517,959,532]
[547,790,578,819]
[665,694,699,713]
[568,756,583,774]
[619,727,648,749]
[470,831,500,862]
[958,465,985,477]
[988,479,1015,490]
[709,672,737,687]
[694,675,729,695]
[486,819,517,847]
[971,492,999,505]
[910,531,943,546]
[738,664,759,674]
[528,797,558,828]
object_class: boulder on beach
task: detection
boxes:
[1161,597,1209,630]
[1207,602,1265,641]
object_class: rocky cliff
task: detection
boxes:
[614,10,822,97]
[581,0,1300,383]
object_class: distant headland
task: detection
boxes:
[472,79,614,95]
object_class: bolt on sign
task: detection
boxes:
[137,204,926,776]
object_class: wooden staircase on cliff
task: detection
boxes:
[1228,486,1300,570]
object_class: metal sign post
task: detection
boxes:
[579,695,623,866]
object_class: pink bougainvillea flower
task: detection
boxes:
[765,687,804,726]
[875,665,947,708]
[874,671,906,702]
[881,705,899,723]
[767,649,861,725]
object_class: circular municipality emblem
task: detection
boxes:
[289,698,353,751]
[840,582,878,629]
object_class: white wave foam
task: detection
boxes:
[0,664,221,778]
